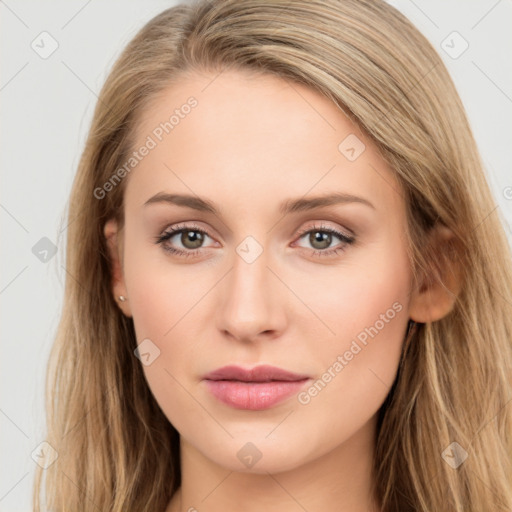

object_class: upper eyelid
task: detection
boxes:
[159,222,354,246]
[296,222,353,239]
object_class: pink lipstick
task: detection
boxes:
[202,364,311,410]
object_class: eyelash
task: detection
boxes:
[154,222,355,259]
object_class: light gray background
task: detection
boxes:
[1,1,511,510]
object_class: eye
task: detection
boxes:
[154,223,215,258]
[293,223,355,257]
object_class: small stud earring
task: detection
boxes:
[118,295,127,302]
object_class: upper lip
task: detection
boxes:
[203,364,310,382]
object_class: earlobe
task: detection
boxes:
[104,219,132,318]
[408,225,462,323]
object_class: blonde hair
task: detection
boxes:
[33,0,512,510]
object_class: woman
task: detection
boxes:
[33,0,512,510]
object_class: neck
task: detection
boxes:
[167,416,381,512]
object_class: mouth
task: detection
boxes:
[202,364,311,410]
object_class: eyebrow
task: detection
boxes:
[143,191,375,215]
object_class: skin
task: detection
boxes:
[104,69,457,512]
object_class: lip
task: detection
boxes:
[203,364,310,382]
[202,365,311,410]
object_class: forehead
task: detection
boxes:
[125,69,403,218]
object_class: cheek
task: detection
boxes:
[297,235,411,344]
[123,230,200,340]
[123,252,201,426]
[122,238,209,413]
[296,238,411,423]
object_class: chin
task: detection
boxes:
[191,434,318,475]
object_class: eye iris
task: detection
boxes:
[182,230,203,249]
[310,231,331,250]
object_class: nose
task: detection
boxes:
[216,245,286,343]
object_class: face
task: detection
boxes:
[109,69,415,474]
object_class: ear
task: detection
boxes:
[409,224,462,323]
[104,218,132,318]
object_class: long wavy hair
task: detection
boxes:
[33,0,512,510]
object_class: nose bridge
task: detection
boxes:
[229,239,273,313]
[216,236,283,340]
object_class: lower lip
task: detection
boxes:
[204,379,310,410]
